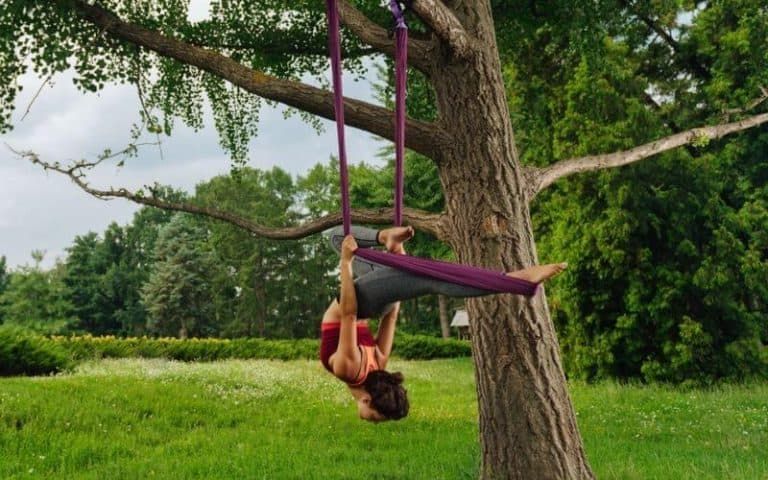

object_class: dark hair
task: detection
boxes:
[363,370,409,420]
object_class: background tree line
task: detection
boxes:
[0,158,455,340]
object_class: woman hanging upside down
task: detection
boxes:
[320,226,567,422]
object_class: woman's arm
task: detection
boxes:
[375,242,406,366]
[375,302,400,366]
[334,235,360,378]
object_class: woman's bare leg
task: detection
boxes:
[506,263,568,283]
[352,263,567,320]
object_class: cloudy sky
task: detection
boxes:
[0,1,385,269]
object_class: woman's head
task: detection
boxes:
[357,370,409,422]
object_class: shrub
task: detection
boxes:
[0,326,75,376]
[395,334,472,360]
[52,335,322,362]
[49,334,471,362]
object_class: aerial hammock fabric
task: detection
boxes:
[325,0,538,296]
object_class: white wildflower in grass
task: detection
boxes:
[63,358,346,406]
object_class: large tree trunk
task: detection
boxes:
[431,3,593,479]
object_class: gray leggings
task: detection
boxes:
[328,226,493,318]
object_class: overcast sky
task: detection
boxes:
[0,1,385,270]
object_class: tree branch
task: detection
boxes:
[641,90,699,158]
[529,111,768,195]
[64,0,448,158]
[336,0,434,72]
[409,0,475,60]
[11,147,446,240]
[21,73,54,122]
[721,86,768,119]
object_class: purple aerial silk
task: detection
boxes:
[355,248,540,295]
[325,1,539,296]
[390,0,407,227]
[325,0,351,235]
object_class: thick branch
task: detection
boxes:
[530,111,768,194]
[12,148,445,240]
[66,0,447,158]
[337,0,433,72]
[410,0,475,60]
[192,3,435,71]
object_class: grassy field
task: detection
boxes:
[0,358,766,479]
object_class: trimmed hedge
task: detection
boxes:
[395,334,472,360]
[50,334,471,362]
[0,326,75,376]
[0,329,469,376]
[52,336,319,362]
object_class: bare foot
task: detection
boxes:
[507,263,567,283]
[379,226,414,252]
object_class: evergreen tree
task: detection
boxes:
[63,230,116,334]
[117,187,187,334]
[141,214,219,338]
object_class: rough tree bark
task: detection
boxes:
[427,4,593,478]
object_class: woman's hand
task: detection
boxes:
[341,235,358,263]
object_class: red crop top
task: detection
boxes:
[320,321,380,385]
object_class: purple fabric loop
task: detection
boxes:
[325,1,540,296]
[393,24,407,226]
[355,248,539,296]
[388,1,408,30]
[325,0,351,235]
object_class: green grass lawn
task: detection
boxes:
[0,358,766,479]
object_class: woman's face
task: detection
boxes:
[357,395,386,422]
